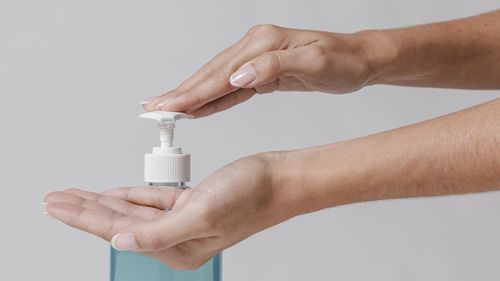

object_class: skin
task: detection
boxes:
[44,10,500,270]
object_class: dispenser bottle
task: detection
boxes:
[110,111,222,281]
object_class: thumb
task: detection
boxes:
[229,48,306,89]
[111,210,196,252]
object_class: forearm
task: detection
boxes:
[362,10,500,89]
[273,98,500,216]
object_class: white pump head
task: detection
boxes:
[140,111,192,184]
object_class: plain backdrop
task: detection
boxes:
[1,0,499,280]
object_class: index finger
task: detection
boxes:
[144,25,286,114]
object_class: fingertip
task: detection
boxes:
[143,101,160,112]
[44,201,68,220]
[111,232,139,251]
[139,96,161,109]
[43,190,63,203]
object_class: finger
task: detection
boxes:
[253,80,279,94]
[101,186,183,211]
[111,203,207,252]
[145,25,287,113]
[45,190,87,206]
[45,191,115,214]
[45,197,135,241]
[229,47,310,89]
[187,88,256,118]
[63,188,163,220]
[150,237,220,270]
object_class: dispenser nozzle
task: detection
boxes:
[140,111,193,148]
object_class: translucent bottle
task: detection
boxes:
[110,111,222,281]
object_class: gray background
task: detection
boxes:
[1,0,499,280]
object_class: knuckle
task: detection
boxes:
[215,68,235,92]
[247,24,263,35]
[308,43,328,59]
[260,52,282,75]
[145,231,164,250]
[250,24,282,40]
[307,44,330,73]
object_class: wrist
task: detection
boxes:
[354,29,401,86]
[263,147,356,218]
[255,150,309,219]
[264,141,383,218]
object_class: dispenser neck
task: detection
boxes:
[159,122,175,149]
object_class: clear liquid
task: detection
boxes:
[110,248,222,281]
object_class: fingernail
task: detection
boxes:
[230,64,256,87]
[155,95,180,110]
[140,97,159,106]
[42,201,48,214]
[111,232,139,251]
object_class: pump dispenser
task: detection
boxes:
[140,111,191,185]
[110,111,222,281]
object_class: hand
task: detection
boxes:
[43,153,291,270]
[141,25,378,117]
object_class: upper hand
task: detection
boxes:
[142,25,376,117]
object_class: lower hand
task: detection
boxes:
[44,153,290,270]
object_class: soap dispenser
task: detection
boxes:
[110,111,222,281]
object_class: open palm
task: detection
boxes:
[44,154,286,270]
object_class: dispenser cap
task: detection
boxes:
[140,111,192,184]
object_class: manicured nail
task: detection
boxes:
[230,64,256,87]
[140,96,159,106]
[155,95,180,110]
[111,232,139,251]
[42,201,48,214]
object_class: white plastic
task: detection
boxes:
[140,111,192,184]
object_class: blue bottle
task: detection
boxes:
[110,228,221,281]
[110,111,222,281]
[111,250,221,281]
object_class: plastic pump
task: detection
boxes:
[139,111,192,184]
